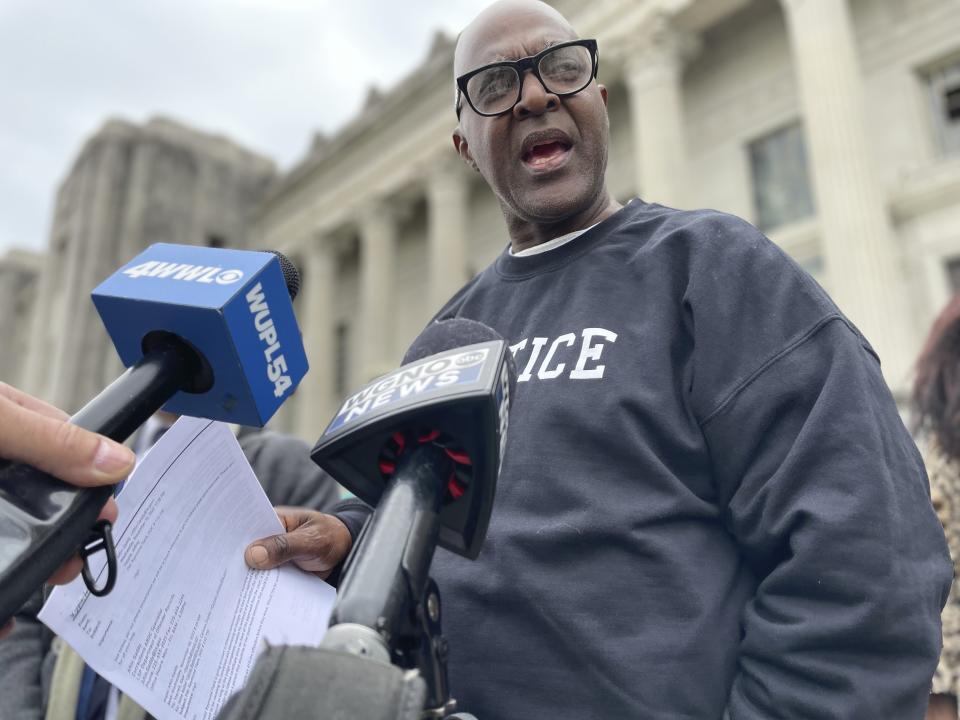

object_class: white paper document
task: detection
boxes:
[40,417,336,720]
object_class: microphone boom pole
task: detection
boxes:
[311,319,516,718]
[324,441,453,708]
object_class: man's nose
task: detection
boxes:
[513,70,558,118]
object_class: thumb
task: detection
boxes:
[0,392,135,486]
[245,530,298,570]
[245,508,312,569]
[245,514,349,574]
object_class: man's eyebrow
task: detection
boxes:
[490,39,566,62]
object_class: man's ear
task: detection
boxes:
[453,129,479,172]
[599,84,608,107]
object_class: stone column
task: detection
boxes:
[427,158,470,310]
[118,142,154,264]
[0,265,22,385]
[780,0,914,389]
[21,236,62,399]
[622,13,698,208]
[358,201,397,382]
[295,235,337,439]
[93,141,157,387]
[49,141,117,412]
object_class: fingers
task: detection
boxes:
[46,555,84,586]
[245,513,351,578]
[0,382,69,422]
[0,619,12,640]
[98,496,119,526]
[274,506,316,533]
[0,390,135,487]
[0,385,129,598]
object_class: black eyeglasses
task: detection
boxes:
[456,39,599,118]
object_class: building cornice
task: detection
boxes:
[254,0,766,245]
[259,33,457,212]
[891,157,960,224]
[0,248,44,272]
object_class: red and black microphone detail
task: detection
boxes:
[378,430,473,502]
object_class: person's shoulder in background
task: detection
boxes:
[238,427,342,512]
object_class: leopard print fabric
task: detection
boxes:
[921,436,960,698]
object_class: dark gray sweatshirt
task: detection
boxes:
[339,199,951,719]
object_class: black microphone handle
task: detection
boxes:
[329,441,448,647]
[0,342,196,626]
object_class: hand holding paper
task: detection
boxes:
[40,417,335,720]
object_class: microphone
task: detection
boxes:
[94,243,306,425]
[0,243,308,627]
[310,318,515,716]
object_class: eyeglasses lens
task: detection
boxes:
[465,44,594,116]
[539,45,593,94]
[466,66,520,116]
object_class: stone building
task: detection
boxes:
[8,0,960,443]
[0,249,42,388]
[21,116,276,413]
[253,0,960,442]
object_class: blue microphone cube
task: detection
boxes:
[92,243,309,426]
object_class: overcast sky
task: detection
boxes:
[0,0,490,254]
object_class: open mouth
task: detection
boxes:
[520,135,573,172]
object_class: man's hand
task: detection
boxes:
[244,507,353,580]
[0,383,135,639]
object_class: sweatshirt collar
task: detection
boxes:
[495,199,639,279]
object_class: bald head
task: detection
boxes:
[450,0,620,250]
[455,0,576,78]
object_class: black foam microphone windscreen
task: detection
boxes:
[403,318,517,400]
[267,250,302,301]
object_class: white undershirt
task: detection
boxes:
[509,221,601,257]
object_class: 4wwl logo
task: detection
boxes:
[122,260,245,285]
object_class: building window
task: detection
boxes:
[928,58,960,156]
[748,122,816,232]
[334,322,350,396]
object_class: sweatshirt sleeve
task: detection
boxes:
[702,316,951,719]
[240,430,342,512]
[325,499,372,587]
[331,499,372,544]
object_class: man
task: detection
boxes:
[243,1,953,717]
